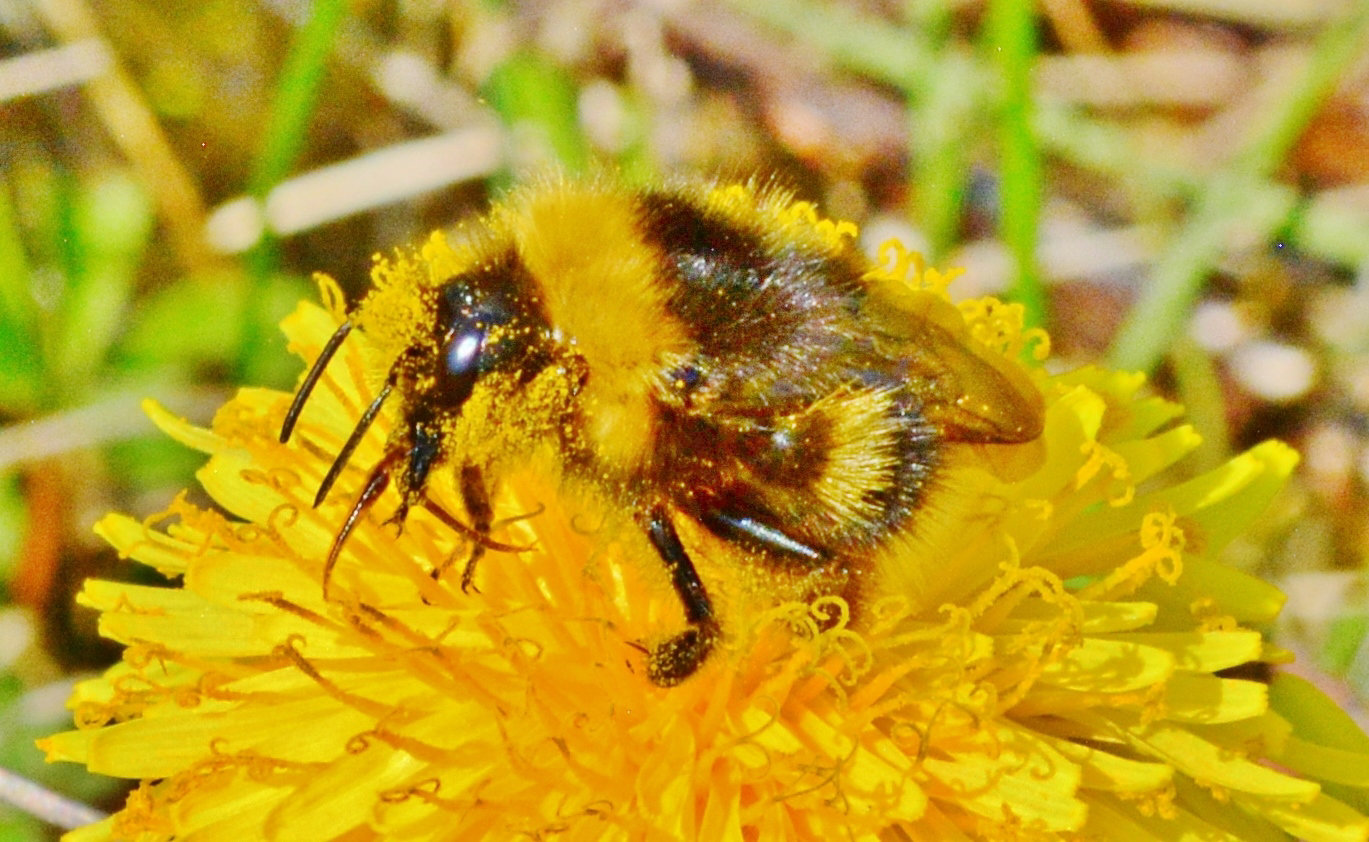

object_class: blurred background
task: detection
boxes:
[2,0,1368,836]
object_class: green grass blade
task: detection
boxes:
[0,179,42,415]
[247,0,350,198]
[904,1,974,261]
[483,51,590,179]
[730,0,931,86]
[984,0,1046,328]
[49,174,153,400]
[238,0,348,383]
[1109,4,1369,374]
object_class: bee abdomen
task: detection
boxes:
[657,380,937,561]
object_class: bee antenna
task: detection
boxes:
[314,379,394,507]
[322,447,400,597]
[280,320,354,443]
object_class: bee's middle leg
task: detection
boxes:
[422,463,493,592]
[457,464,492,593]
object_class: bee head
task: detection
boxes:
[387,280,552,515]
[280,265,572,595]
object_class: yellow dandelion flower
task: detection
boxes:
[41,189,1369,842]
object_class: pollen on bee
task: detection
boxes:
[280,178,1045,686]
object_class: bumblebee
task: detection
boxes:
[280,179,1043,685]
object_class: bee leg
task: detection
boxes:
[421,466,521,593]
[456,464,492,593]
[696,509,823,562]
[420,491,529,587]
[640,505,720,686]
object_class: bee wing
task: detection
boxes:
[862,279,1044,445]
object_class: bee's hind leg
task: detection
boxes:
[639,505,720,686]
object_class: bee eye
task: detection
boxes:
[434,324,486,406]
[444,330,484,377]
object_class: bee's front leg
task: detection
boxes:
[640,505,720,686]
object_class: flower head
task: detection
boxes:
[41,228,1369,841]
